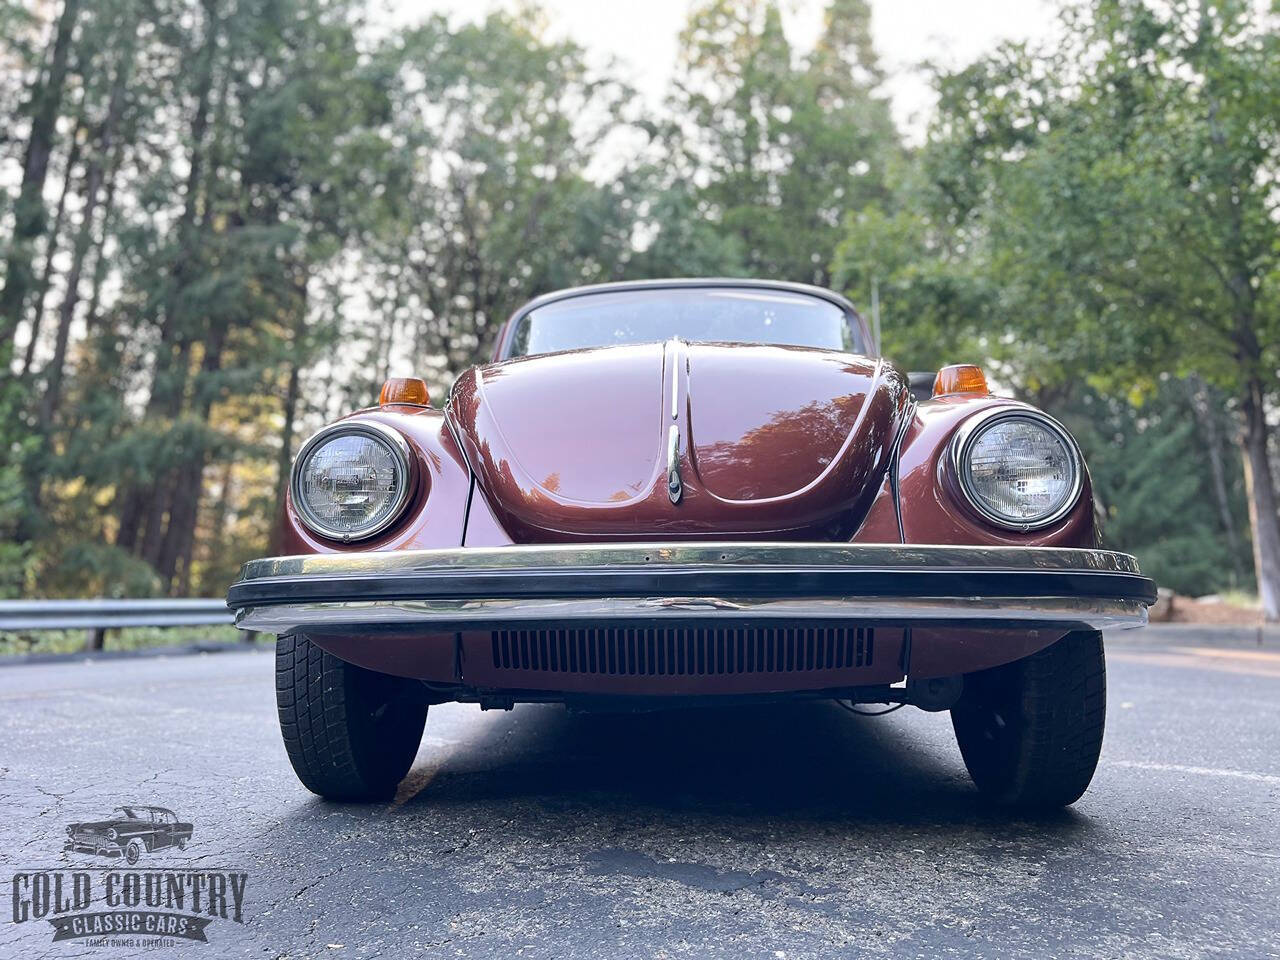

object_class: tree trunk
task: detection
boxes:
[39,195,92,428]
[155,327,226,590]
[39,26,135,429]
[1240,376,1280,621]
[0,0,83,353]
[1185,375,1246,584]
[116,0,220,554]
[198,457,236,595]
[82,160,120,332]
[135,47,225,564]
[23,117,83,375]
[1197,4,1275,614]
[269,356,302,555]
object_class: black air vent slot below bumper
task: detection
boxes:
[490,626,873,677]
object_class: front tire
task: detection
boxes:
[124,839,144,865]
[276,634,428,802]
[951,630,1106,810]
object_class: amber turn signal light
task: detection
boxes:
[932,364,989,398]
[379,377,430,407]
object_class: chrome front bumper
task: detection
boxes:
[65,838,119,857]
[227,543,1156,635]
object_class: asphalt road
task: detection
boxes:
[1,625,1278,959]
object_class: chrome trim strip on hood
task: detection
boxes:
[667,425,683,504]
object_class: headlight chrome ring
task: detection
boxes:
[950,408,1083,532]
[290,421,414,543]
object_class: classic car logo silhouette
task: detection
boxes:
[64,805,193,865]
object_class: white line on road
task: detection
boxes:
[1107,759,1280,785]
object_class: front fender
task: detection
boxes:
[273,406,473,555]
[853,396,1098,548]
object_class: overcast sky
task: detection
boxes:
[385,0,1059,139]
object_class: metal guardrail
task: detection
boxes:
[0,599,233,632]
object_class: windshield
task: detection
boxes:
[506,287,865,358]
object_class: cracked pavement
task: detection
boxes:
[1,625,1278,959]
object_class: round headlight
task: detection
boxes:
[291,422,413,541]
[953,410,1082,530]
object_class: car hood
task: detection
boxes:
[447,339,910,542]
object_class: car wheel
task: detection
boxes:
[124,839,144,865]
[177,839,187,850]
[950,630,1106,810]
[276,633,428,802]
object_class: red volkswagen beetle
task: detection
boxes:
[228,279,1155,807]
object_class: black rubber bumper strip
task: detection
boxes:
[227,565,1158,610]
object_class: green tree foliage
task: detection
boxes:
[3,0,401,595]
[362,11,644,392]
[1057,378,1253,594]
[0,0,1275,609]
[672,0,899,285]
[832,192,995,372]
[836,0,1279,609]
[0,0,706,596]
